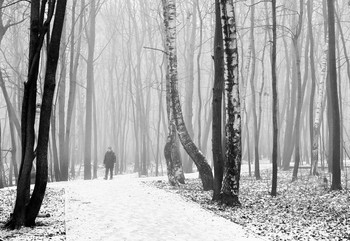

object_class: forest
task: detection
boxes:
[0,0,349,240]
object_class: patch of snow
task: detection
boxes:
[65,174,264,241]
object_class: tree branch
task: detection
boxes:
[143,46,168,55]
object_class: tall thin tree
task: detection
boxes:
[5,0,67,229]
[212,0,225,201]
[271,0,278,197]
[327,0,341,190]
[220,0,242,206]
[84,0,96,180]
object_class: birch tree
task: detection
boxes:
[162,0,213,191]
[220,0,241,206]
[162,0,185,186]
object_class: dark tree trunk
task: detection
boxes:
[212,0,224,201]
[27,0,67,225]
[271,0,278,197]
[6,0,43,229]
[327,0,341,190]
[5,0,67,229]
[58,20,67,181]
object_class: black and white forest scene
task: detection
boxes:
[0,0,349,240]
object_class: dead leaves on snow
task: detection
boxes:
[148,169,350,240]
[0,187,65,240]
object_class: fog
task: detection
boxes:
[0,0,349,181]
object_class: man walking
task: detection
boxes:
[104,147,116,180]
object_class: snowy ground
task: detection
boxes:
[0,162,270,241]
[64,173,263,241]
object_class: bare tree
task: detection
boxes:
[212,0,224,201]
[64,0,85,180]
[162,0,185,186]
[248,0,261,181]
[220,0,241,206]
[271,0,278,197]
[5,0,67,229]
[162,0,213,190]
[84,0,96,180]
[308,0,317,175]
[327,0,341,190]
[291,0,304,182]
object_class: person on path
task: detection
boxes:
[104,147,116,180]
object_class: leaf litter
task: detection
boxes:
[0,168,349,240]
[0,187,65,241]
[148,169,350,241]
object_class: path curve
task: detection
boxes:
[65,174,263,241]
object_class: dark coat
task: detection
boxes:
[104,150,116,168]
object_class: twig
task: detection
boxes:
[143,46,168,55]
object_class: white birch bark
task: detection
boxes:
[220,0,241,206]
[311,47,327,175]
[163,0,213,190]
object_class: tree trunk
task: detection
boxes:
[307,0,317,174]
[0,71,21,138]
[0,122,4,188]
[6,0,67,229]
[6,0,43,228]
[162,0,185,186]
[58,19,67,181]
[84,0,96,180]
[212,0,224,201]
[271,0,278,197]
[291,0,304,182]
[248,0,260,181]
[183,1,197,173]
[220,0,241,205]
[163,0,213,190]
[196,0,203,152]
[327,0,341,190]
[9,116,19,185]
[50,111,61,181]
[64,0,84,181]
[92,80,98,179]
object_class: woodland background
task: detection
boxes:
[0,0,349,184]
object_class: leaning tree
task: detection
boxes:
[162,0,213,191]
[5,0,67,229]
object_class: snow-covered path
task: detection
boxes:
[65,174,263,241]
